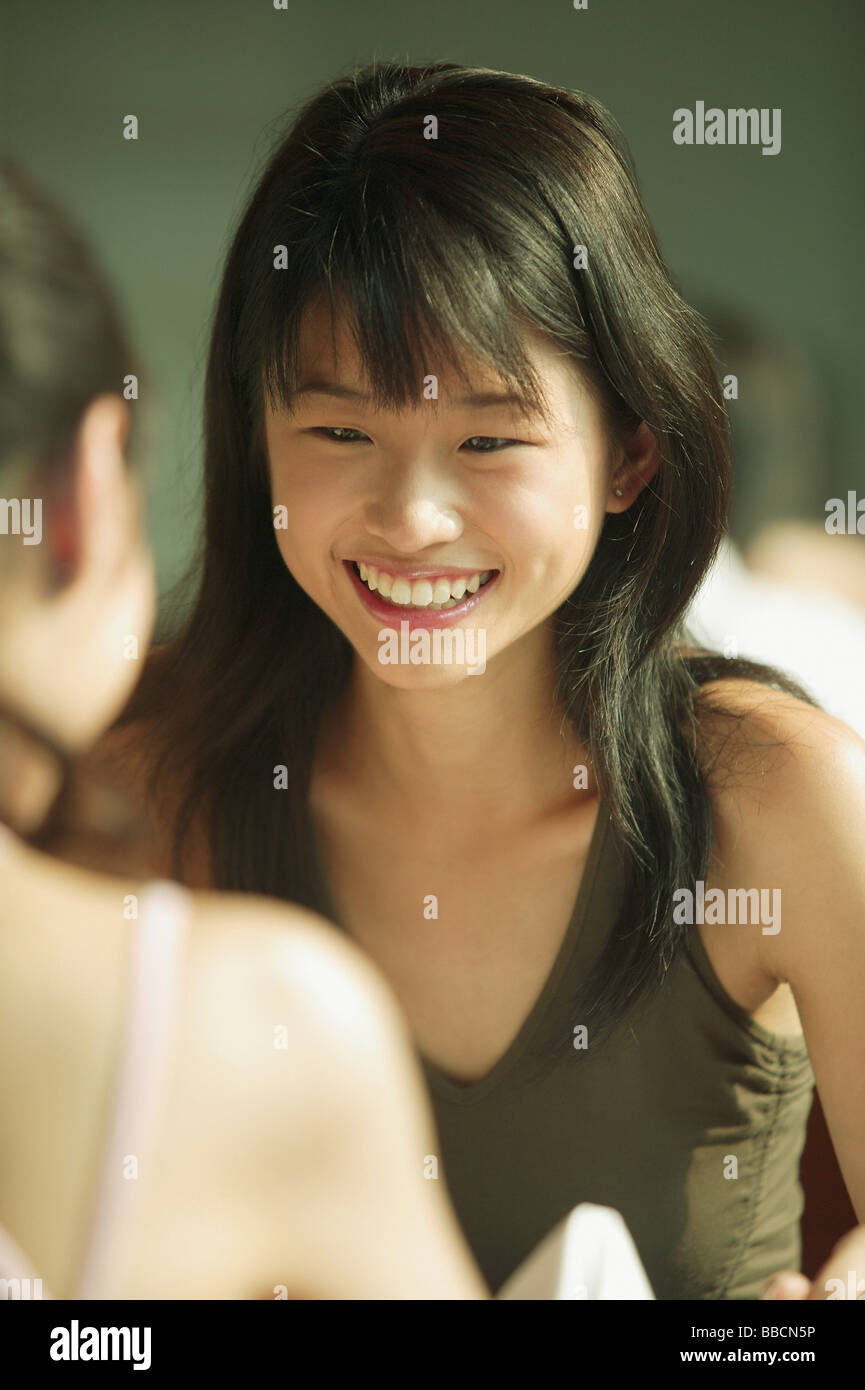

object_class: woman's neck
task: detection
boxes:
[321,624,595,828]
[0,710,66,836]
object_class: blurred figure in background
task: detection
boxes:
[686,301,865,740]
[684,300,865,1280]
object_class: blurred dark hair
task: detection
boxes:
[0,156,145,839]
[0,156,145,489]
[120,60,819,1049]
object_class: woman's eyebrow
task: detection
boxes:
[294,378,537,411]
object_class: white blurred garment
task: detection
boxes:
[496,1204,655,1301]
[685,536,865,741]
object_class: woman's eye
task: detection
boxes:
[462,436,515,453]
[310,427,369,443]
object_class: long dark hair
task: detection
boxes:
[119,61,818,1046]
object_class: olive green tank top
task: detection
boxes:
[310,802,815,1300]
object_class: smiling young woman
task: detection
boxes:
[74,60,865,1300]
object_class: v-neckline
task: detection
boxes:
[309,798,611,1105]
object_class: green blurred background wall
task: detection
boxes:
[4,0,862,594]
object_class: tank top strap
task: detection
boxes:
[424,798,619,1102]
[73,879,192,1299]
[562,803,624,976]
[514,801,625,1076]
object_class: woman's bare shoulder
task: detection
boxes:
[171,887,417,1208]
[114,883,421,1299]
[689,667,861,792]
[187,890,408,1045]
[683,665,865,913]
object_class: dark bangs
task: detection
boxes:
[248,79,632,438]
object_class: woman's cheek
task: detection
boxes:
[528,504,597,600]
[272,519,312,587]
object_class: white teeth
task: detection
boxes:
[411,579,434,607]
[352,563,494,608]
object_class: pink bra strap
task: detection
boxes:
[74,881,190,1299]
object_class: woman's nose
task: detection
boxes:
[363,469,463,551]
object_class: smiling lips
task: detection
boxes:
[351,560,496,611]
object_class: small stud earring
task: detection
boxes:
[613,485,624,497]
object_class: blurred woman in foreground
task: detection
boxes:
[0,156,486,1300]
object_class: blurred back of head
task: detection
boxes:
[0,158,155,837]
[0,157,146,499]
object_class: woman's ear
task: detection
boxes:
[43,394,133,589]
[42,468,78,584]
[607,421,661,513]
